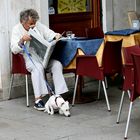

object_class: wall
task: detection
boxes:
[0,0,139,100]
[0,0,49,100]
[0,0,11,99]
[40,0,49,27]
[113,0,135,30]
[102,0,140,32]
[0,69,1,90]
[136,0,140,15]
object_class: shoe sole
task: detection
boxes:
[34,106,45,111]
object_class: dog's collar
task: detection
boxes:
[61,102,64,107]
[55,96,65,108]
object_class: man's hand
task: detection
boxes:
[22,34,32,42]
[55,33,62,41]
[18,34,32,47]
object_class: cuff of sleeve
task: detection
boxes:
[18,45,23,51]
[18,41,25,48]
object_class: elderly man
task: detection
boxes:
[10,9,68,111]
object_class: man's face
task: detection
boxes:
[22,17,36,31]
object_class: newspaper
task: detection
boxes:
[27,28,57,68]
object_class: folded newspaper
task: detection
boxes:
[26,28,57,68]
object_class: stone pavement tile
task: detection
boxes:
[0,84,140,139]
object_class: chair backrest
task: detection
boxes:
[85,27,104,39]
[127,11,139,28]
[76,55,103,80]
[122,46,140,92]
[11,53,29,74]
[102,39,123,76]
[123,45,140,64]
[122,64,134,91]
[131,53,140,101]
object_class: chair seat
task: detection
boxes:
[117,45,140,139]
[72,55,111,111]
[9,53,30,107]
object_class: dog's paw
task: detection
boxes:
[49,111,54,115]
[59,109,63,115]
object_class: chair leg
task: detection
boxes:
[97,80,101,100]
[127,90,130,99]
[102,80,111,111]
[116,90,125,124]
[124,102,133,139]
[104,77,108,89]
[8,74,14,100]
[72,75,79,106]
[25,75,29,107]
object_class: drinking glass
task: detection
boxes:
[66,31,72,39]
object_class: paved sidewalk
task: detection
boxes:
[0,81,140,140]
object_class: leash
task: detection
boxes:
[21,44,37,68]
[21,44,55,95]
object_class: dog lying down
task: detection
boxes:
[44,95,71,117]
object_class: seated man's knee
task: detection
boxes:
[35,63,44,72]
[51,60,63,71]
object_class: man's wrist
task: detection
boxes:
[18,38,24,47]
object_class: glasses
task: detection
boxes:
[22,19,36,30]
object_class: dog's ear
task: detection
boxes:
[66,101,69,105]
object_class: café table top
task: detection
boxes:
[105,28,140,36]
[52,38,103,67]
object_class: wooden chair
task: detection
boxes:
[9,53,30,107]
[117,46,140,123]
[85,26,104,39]
[127,11,139,28]
[123,45,140,64]
[116,45,140,139]
[72,55,111,111]
[102,40,123,76]
[99,39,123,91]
[123,53,140,139]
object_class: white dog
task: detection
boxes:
[44,95,71,117]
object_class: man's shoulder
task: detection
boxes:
[36,22,49,30]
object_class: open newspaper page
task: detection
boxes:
[27,29,57,68]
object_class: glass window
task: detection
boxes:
[49,0,92,14]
